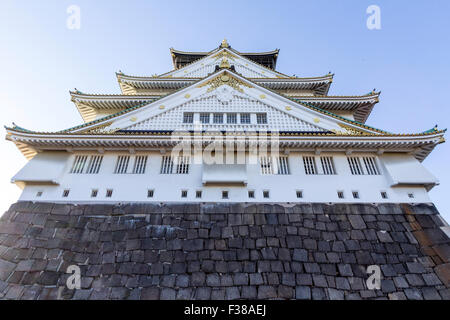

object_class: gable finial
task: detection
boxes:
[221,38,229,48]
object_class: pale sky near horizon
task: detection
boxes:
[0,1,449,220]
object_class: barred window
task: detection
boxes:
[248,190,255,198]
[213,113,223,124]
[132,156,148,174]
[200,113,210,124]
[106,189,113,198]
[240,113,250,124]
[256,113,267,124]
[86,156,103,174]
[222,191,229,199]
[381,191,388,199]
[337,191,345,199]
[303,156,317,175]
[176,156,190,174]
[263,190,270,198]
[320,157,336,175]
[183,113,194,124]
[260,156,273,175]
[91,189,98,198]
[160,156,190,174]
[160,156,174,174]
[362,157,380,175]
[227,113,237,124]
[70,155,88,174]
[114,156,130,174]
[181,190,188,198]
[147,189,154,198]
[296,190,303,198]
[276,156,289,175]
[62,189,70,198]
[196,190,202,199]
[352,191,360,199]
[347,157,363,175]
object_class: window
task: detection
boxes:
[175,156,190,174]
[200,113,210,124]
[337,191,344,199]
[381,191,388,199]
[276,156,289,175]
[106,189,113,198]
[213,113,223,124]
[362,157,380,175]
[160,156,174,174]
[132,156,148,174]
[91,189,98,198]
[227,113,237,124]
[256,113,267,124]
[70,155,88,174]
[263,190,270,198]
[352,191,360,199]
[408,193,414,199]
[347,157,363,175]
[222,191,229,199]
[147,189,154,198]
[260,156,273,175]
[303,156,317,175]
[248,190,255,198]
[181,190,188,198]
[320,157,336,175]
[240,113,250,124]
[196,190,202,199]
[86,156,103,174]
[183,113,194,124]
[114,156,130,174]
[62,189,70,198]
[36,191,43,197]
[296,190,303,198]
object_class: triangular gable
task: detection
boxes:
[74,69,382,136]
[160,48,289,79]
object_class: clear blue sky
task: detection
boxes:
[0,1,449,220]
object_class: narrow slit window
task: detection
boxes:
[296,190,303,198]
[352,191,359,199]
[106,189,113,198]
[133,156,148,174]
[86,156,103,174]
[337,191,344,199]
[147,189,154,198]
[62,189,70,198]
[114,156,130,174]
[248,190,255,198]
[222,191,229,199]
[303,156,317,175]
[70,155,88,174]
[320,157,336,175]
[381,191,388,199]
[181,190,188,198]
[263,190,270,198]
[196,190,202,199]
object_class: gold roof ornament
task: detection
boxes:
[221,38,229,48]
[197,72,253,93]
[219,57,231,69]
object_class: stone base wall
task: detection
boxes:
[0,201,449,300]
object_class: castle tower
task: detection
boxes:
[1,40,449,300]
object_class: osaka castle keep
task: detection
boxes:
[0,40,449,300]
